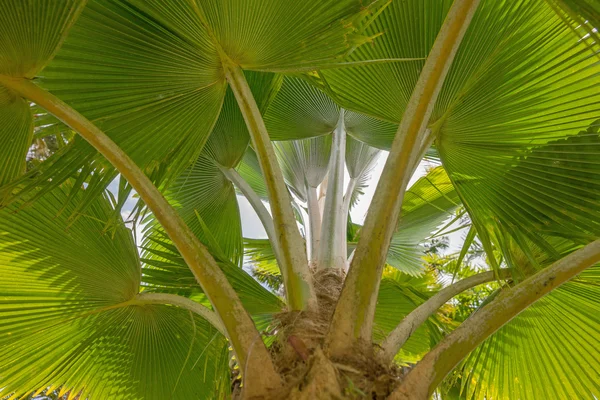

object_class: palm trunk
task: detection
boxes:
[327,0,481,358]
[0,75,282,396]
[223,61,317,311]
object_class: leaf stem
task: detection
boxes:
[306,186,322,263]
[318,109,347,270]
[340,177,357,269]
[134,292,225,335]
[379,269,510,364]
[222,61,316,311]
[0,75,280,390]
[390,239,600,399]
[327,0,481,357]
[342,178,357,224]
[220,166,280,260]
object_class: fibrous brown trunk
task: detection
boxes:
[241,269,403,400]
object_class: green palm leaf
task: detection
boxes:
[375,272,444,364]
[266,75,401,148]
[457,268,600,400]
[0,185,230,399]
[204,71,281,168]
[0,87,32,185]
[547,0,600,42]
[141,229,282,318]
[236,147,269,199]
[388,167,461,275]
[318,0,452,125]
[2,0,226,213]
[244,238,282,292]
[194,0,389,71]
[265,76,340,140]
[147,154,244,267]
[0,0,86,78]
[344,110,399,150]
[0,0,84,188]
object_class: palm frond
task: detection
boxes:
[143,154,244,268]
[265,76,340,140]
[194,0,390,71]
[0,87,32,185]
[319,0,453,125]
[457,267,600,400]
[204,72,282,168]
[244,238,282,292]
[375,272,444,364]
[2,0,226,214]
[387,167,461,275]
[0,0,86,78]
[0,184,230,399]
[235,147,269,200]
[344,110,399,150]
[345,135,381,209]
[0,0,84,188]
[274,135,332,201]
[546,0,600,43]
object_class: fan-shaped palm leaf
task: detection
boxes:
[0,0,84,188]
[345,135,381,210]
[0,185,230,399]
[321,0,600,276]
[457,267,600,400]
[375,273,445,364]
[0,87,32,185]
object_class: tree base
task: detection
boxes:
[239,269,403,399]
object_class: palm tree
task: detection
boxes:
[0,0,599,399]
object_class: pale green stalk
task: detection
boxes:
[318,109,347,270]
[318,174,328,215]
[220,166,280,263]
[306,186,322,263]
[222,61,317,311]
[379,269,510,363]
[327,0,482,357]
[0,75,281,393]
[340,177,357,269]
[134,292,225,335]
